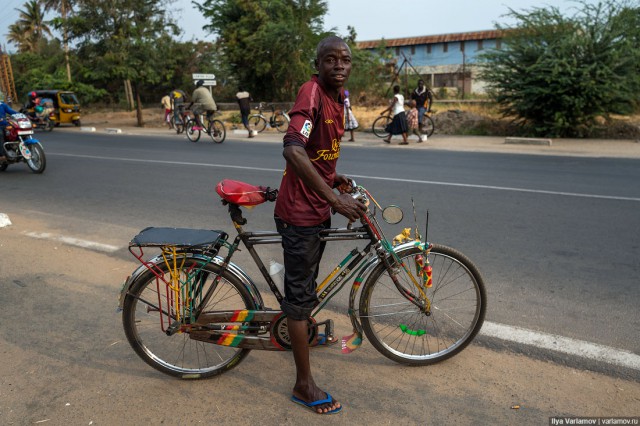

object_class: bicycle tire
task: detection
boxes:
[248,115,267,133]
[273,112,290,133]
[419,114,435,137]
[359,244,486,365]
[372,116,391,138]
[174,116,184,134]
[185,119,201,142]
[208,119,226,143]
[122,258,256,379]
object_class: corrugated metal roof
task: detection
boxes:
[356,30,504,49]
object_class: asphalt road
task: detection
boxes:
[2,129,639,370]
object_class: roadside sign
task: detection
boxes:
[192,73,215,80]
[194,80,217,86]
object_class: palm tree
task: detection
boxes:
[12,0,52,52]
[7,23,31,53]
[42,0,74,82]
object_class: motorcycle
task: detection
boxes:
[32,111,55,132]
[1,113,47,174]
[19,107,55,132]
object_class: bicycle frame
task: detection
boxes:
[119,185,434,352]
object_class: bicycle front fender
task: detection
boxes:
[117,253,264,311]
[346,241,428,330]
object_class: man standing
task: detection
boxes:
[411,79,433,126]
[161,94,172,128]
[188,80,217,130]
[235,87,254,138]
[274,35,366,415]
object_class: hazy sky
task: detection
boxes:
[1,0,600,50]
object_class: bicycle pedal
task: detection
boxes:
[313,319,334,339]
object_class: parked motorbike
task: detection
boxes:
[1,113,47,174]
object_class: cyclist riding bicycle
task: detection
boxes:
[188,80,217,130]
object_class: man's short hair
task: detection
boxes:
[316,35,350,60]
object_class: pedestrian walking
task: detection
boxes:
[380,85,408,144]
[344,89,358,141]
[236,87,254,138]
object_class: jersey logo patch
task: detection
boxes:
[325,119,334,124]
[300,120,312,138]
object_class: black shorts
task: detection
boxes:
[274,216,330,321]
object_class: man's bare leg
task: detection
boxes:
[289,318,341,414]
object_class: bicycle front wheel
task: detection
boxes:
[248,115,267,133]
[359,244,486,365]
[122,258,256,379]
[419,114,435,137]
[273,112,290,133]
[372,116,391,138]
[208,119,226,143]
[185,119,201,142]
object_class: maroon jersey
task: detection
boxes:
[274,75,345,226]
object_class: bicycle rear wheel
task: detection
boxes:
[174,116,184,134]
[185,119,201,142]
[122,258,256,379]
[359,244,486,365]
[273,112,290,133]
[372,116,391,138]
[248,115,267,133]
[419,114,435,137]
[208,119,226,143]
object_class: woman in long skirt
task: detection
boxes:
[379,85,408,144]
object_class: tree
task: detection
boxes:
[43,0,75,82]
[196,0,330,101]
[68,0,180,125]
[342,27,396,104]
[479,0,640,137]
[7,0,52,53]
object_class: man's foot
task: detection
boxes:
[383,138,391,143]
[399,141,408,145]
[348,138,354,142]
[291,390,342,415]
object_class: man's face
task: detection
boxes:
[418,80,424,89]
[316,41,352,91]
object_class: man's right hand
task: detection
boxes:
[331,193,366,222]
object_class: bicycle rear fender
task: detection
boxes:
[117,253,264,310]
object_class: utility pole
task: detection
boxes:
[0,46,18,106]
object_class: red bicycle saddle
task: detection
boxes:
[215,179,277,206]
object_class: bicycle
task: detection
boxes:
[248,102,290,133]
[372,110,435,139]
[172,105,191,135]
[118,178,486,378]
[185,110,226,143]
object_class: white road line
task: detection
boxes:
[24,231,120,253]
[50,153,640,202]
[481,321,640,371]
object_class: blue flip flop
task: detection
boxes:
[291,392,342,415]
